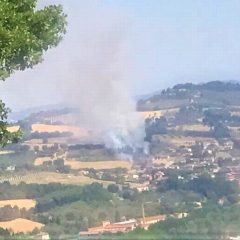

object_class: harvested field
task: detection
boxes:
[0,199,36,210]
[0,218,44,233]
[65,159,132,170]
[7,126,20,133]
[0,172,114,186]
[140,110,162,118]
[25,139,43,144]
[154,135,217,147]
[175,124,210,132]
[34,156,54,166]
[31,124,88,138]
[46,137,69,144]
[139,108,179,119]
[153,156,174,167]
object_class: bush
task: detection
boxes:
[107,184,119,193]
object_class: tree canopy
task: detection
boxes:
[0,0,67,146]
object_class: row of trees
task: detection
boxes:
[145,116,167,142]
[36,183,112,212]
[0,205,32,221]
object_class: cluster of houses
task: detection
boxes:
[150,139,236,174]
[116,138,240,193]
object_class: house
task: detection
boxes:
[79,219,137,236]
[171,212,188,219]
[6,165,15,172]
[137,215,166,230]
[223,140,234,150]
[132,174,139,180]
[153,171,164,181]
[136,184,149,192]
[193,202,202,209]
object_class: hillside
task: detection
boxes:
[3,80,240,239]
[137,81,240,111]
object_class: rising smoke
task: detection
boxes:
[51,1,147,153]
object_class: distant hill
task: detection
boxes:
[8,103,74,121]
[137,81,240,111]
[172,80,240,91]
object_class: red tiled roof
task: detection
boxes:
[137,214,166,223]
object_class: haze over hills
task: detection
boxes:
[8,103,73,121]
[10,80,240,121]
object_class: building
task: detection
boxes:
[135,184,150,192]
[6,165,15,172]
[79,219,137,236]
[79,214,168,236]
[137,215,166,230]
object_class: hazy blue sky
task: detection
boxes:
[1,0,240,111]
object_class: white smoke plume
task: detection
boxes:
[46,1,147,153]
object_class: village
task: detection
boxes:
[0,83,240,238]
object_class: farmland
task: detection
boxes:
[7,126,20,133]
[34,156,131,170]
[173,124,210,132]
[139,108,179,119]
[63,159,131,170]
[0,171,115,186]
[3,81,240,238]
[153,135,217,147]
[34,156,54,166]
[0,199,36,210]
[0,218,44,233]
[31,123,88,138]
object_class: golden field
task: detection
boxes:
[0,199,36,210]
[0,171,114,186]
[0,218,44,233]
[154,135,217,147]
[174,124,210,132]
[34,155,132,170]
[34,156,54,166]
[64,159,132,170]
[152,156,175,167]
[31,123,89,138]
[139,108,179,119]
[7,126,20,133]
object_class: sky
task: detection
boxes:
[1,0,240,111]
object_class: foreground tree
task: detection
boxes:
[0,0,67,146]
